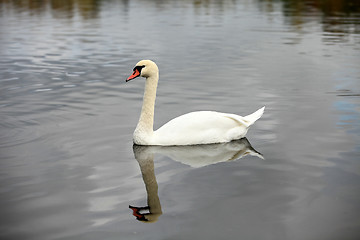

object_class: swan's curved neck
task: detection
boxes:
[135,73,159,137]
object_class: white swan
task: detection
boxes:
[126,60,265,146]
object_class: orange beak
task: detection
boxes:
[126,68,140,82]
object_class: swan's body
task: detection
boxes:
[126,60,264,146]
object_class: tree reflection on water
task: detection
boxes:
[0,0,104,19]
[0,0,358,41]
[257,0,360,35]
[1,0,359,18]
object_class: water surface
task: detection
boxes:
[0,0,360,239]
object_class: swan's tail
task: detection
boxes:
[243,106,265,126]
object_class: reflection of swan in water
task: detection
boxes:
[129,144,162,223]
[129,138,263,222]
[152,137,264,168]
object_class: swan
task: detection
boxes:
[126,60,265,146]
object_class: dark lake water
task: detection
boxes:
[1,0,360,239]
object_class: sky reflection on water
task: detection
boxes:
[0,0,360,240]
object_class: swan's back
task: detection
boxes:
[152,109,263,146]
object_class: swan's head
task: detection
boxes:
[126,60,159,82]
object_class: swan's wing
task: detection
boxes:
[156,111,241,132]
[153,111,248,145]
